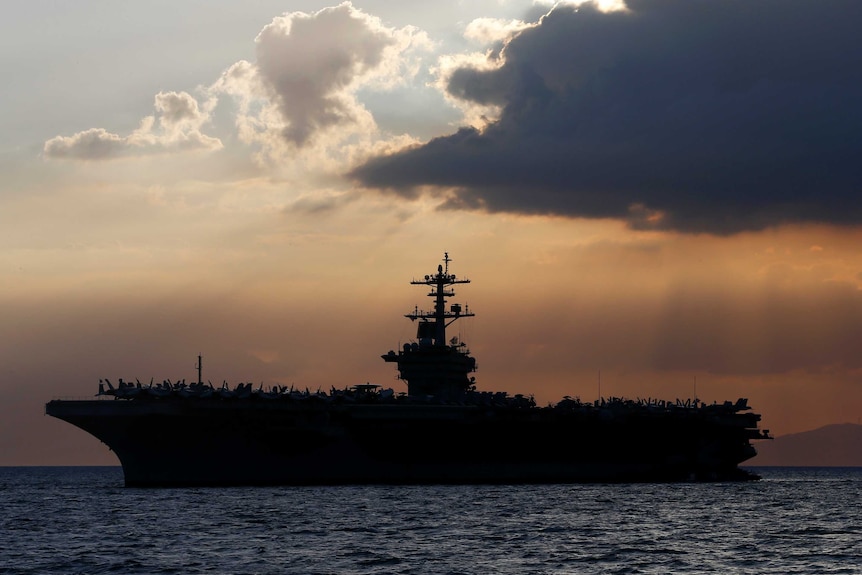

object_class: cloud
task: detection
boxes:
[255,2,395,145]
[351,0,862,235]
[154,91,209,131]
[463,18,533,46]
[211,2,432,165]
[556,0,628,12]
[44,91,221,160]
[45,3,430,168]
[42,128,128,161]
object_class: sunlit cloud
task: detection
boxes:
[463,17,532,45]
[43,91,221,160]
[431,52,506,130]
[554,0,628,13]
[44,2,432,174]
[252,3,402,145]
[210,2,433,168]
[427,16,536,131]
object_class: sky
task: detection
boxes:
[2,0,861,465]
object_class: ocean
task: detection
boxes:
[1,467,859,574]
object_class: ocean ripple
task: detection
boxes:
[0,467,860,574]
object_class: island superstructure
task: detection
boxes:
[46,253,770,486]
[382,252,477,399]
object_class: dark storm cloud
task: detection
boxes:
[352,0,862,234]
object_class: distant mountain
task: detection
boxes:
[749,423,862,467]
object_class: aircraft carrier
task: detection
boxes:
[46,253,770,486]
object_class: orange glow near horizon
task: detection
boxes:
[5,208,862,464]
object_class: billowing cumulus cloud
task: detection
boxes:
[42,128,128,160]
[256,3,394,145]
[154,91,209,132]
[43,91,221,160]
[211,2,431,164]
[352,0,862,235]
[45,2,430,167]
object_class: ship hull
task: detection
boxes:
[46,398,759,487]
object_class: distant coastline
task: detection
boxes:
[749,423,862,467]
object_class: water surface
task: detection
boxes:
[1,467,859,574]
